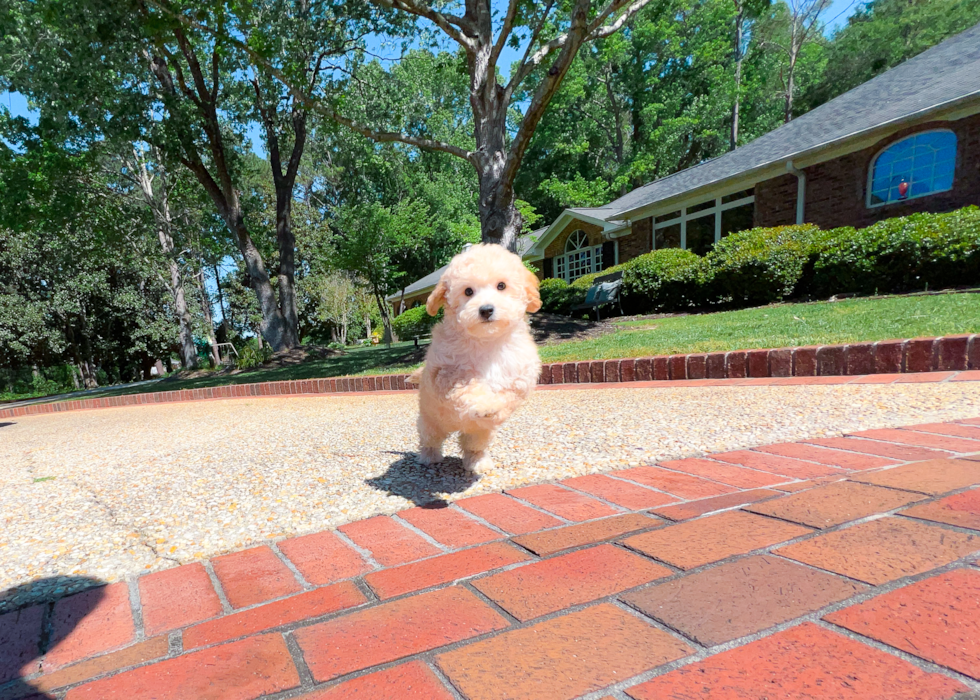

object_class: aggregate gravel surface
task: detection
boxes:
[1,382,979,610]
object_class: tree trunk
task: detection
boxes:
[213,263,230,335]
[227,213,291,350]
[275,192,301,348]
[197,270,221,366]
[730,0,745,150]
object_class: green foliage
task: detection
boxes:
[570,262,630,290]
[707,225,820,306]
[235,341,273,370]
[391,305,443,339]
[621,249,712,313]
[539,278,586,315]
[807,207,980,297]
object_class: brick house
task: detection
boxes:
[390,22,980,311]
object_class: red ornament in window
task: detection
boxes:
[898,180,910,199]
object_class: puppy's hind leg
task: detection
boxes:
[460,427,495,474]
[417,413,448,465]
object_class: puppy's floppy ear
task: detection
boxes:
[426,279,448,315]
[522,266,542,313]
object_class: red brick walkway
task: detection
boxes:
[3,421,980,699]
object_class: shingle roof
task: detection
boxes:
[386,227,547,301]
[602,20,980,219]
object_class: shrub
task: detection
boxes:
[621,248,711,313]
[538,277,586,315]
[391,305,442,339]
[707,224,820,307]
[807,206,980,297]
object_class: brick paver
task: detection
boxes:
[294,661,454,699]
[436,604,693,700]
[560,474,678,509]
[777,517,978,584]
[745,480,925,528]
[138,563,223,637]
[63,634,300,700]
[648,488,781,521]
[210,546,302,609]
[0,604,43,683]
[183,582,366,650]
[28,637,169,697]
[10,414,980,700]
[710,450,841,479]
[455,493,563,534]
[473,544,671,620]
[901,488,980,530]
[803,436,951,461]
[505,484,619,521]
[623,555,865,645]
[627,623,968,699]
[397,507,502,548]
[655,458,786,489]
[276,531,371,585]
[826,569,980,680]
[611,465,735,499]
[338,515,441,566]
[622,510,813,570]
[43,582,135,672]
[364,542,530,599]
[512,513,660,556]
[293,587,509,682]
[850,428,980,452]
[754,443,898,470]
[850,458,980,495]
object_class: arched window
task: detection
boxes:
[555,229,604,282]
[868,131,956,207]
[565,230,589,252]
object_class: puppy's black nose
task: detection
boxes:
[479,305,494,320]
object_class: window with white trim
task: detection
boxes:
[868,130,956,207]
[652,189,755,255]
[554,230,606,283]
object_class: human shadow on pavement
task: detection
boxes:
[0,575,107,700]
[366,451,480,507]
[0,422,14,429]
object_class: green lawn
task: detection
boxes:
[34,291,980,402]
[539,291,980,362]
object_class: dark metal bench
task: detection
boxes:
[572,271,624,321]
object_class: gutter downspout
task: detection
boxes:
[786,161,806,225]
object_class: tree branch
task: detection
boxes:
[367,0,473,49]
[489,0,520,70]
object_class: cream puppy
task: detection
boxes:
[411,243,542,472]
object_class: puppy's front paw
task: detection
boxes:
[467,396,505,422]
[463,452,494,474]
[418,446,443,465]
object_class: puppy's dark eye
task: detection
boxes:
[464,288,474,297]
[497,282,506,291]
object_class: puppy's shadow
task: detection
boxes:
[366,452,480,507]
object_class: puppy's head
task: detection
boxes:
[426,243,541,338]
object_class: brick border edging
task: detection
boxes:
[537,334,980,386]
[2,334,978,420]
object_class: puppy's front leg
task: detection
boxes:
[417,411,449,465]
[460,426,495,473]
[451,382,509,424]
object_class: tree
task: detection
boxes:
[802,0,980,110]
[308,272,375,344]
[759,0,831,122]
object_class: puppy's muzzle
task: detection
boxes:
[479,305,494,321]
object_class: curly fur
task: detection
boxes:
[412,243,541,472]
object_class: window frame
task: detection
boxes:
[866,129,957,209]
[553,230,617,283]
[652,191,755,252]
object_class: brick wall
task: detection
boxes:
[756,114,980,229]
[617,217,652,263]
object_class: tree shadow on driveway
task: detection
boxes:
[0,575,107,700]
[365,451,480,507]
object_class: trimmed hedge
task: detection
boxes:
[807,207,980,297]
[539,277,586,315]
[621,248,711,313]
[391,305,442,339]
[707,224,820,307]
